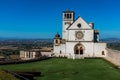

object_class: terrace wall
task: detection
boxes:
[105,49,120,66]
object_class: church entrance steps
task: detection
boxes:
[75,55,84,59]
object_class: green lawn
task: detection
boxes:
[0,58,120,80]
[0,71,19,80]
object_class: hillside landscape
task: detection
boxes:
[101,38,120,50]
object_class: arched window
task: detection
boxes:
[67,14,69,18]
[64,14,67,19]
[102,51,105,55]
[80,47,83,55]
[56,40,58,43]
[60,50,62,54]
[76,50,79,54]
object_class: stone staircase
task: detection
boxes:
[75,55,84,59]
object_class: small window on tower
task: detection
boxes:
[64,14,67,19]
[56,40,58,43]
[67,14,69,18]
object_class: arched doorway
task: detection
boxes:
[80,47,83,55]
[74,44,84,55]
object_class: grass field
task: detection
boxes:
[0,71,19,80]
[0,58,120,80]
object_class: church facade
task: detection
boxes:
[53,11,107,59]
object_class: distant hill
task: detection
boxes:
[101,38,120,50]
[100,38,120,43]
[0,37,120,43]
[0,38,53,42]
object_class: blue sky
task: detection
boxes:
[0,0,120,39]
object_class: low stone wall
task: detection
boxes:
[105,49,120,66]
[41,52,52,57]
[0,56,50,65]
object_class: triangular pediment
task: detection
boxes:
[67,17,92,30]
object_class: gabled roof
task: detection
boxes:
[66,16,80,30]
[66,16,92,30]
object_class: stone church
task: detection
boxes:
[53,11,107,59]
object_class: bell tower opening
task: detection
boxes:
[54,33,61,46]
[63,11,74,20]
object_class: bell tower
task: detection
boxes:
[62,11,74,39]
[54,33,61,46]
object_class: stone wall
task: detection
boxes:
[105,49,120,66]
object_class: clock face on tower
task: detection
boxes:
[75,31,84,39]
